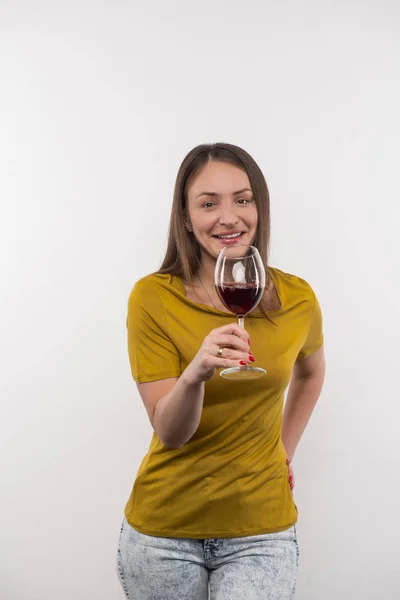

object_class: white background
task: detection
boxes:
[1,1,399,599]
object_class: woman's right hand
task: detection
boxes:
[184,323,253,384]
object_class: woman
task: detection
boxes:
[117,142,325,600]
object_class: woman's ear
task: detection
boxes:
[184,214,192,232]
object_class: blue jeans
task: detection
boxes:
[116,517,299,599]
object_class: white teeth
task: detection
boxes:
[217,232,242,239]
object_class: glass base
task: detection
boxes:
[219,366,267,380]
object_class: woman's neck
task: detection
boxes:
[196,253,217,288]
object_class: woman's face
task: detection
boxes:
[186,161,258,261]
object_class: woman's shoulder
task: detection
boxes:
[128,272,182,303]
[270,266,316,300]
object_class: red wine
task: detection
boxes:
[216,283,264,316]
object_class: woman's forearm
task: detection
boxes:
[282,374,325,462]
[153,370,205,449]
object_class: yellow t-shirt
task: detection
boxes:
[124,267,324,539]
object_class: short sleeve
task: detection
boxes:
[297,291,324,359]
[127,279,181,383]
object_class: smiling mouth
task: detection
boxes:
[213,232,244,240]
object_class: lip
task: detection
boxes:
[212,231,246,245]
[212,230,244,237]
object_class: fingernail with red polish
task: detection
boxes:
[248,338,251,345]
[249,356,255,362]
[240,360,247,365]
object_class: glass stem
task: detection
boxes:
[238,316,244,329]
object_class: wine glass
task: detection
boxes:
[214,245,267,380]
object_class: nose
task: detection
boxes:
[218,203,240,227]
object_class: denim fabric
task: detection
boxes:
[116,517,299,599]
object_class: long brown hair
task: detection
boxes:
[158,142,274,319]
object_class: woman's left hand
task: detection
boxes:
[286,458,295,491]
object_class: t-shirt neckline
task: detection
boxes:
[175,266,284,318]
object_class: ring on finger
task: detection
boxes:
[217,346,223,357]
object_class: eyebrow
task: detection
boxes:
[196,187,253,199]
